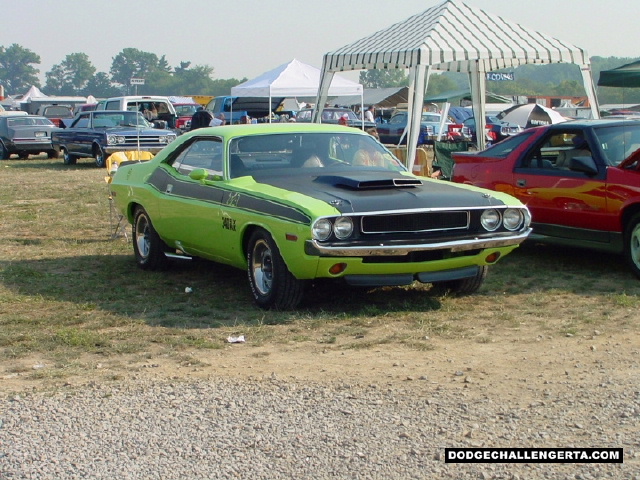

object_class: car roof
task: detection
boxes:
[188,122,371,138]
[549,118,640,129]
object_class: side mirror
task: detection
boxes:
[189,168,208,181]
[569,156,598,176]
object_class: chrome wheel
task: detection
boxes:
[251,238,274,296]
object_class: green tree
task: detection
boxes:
[85,72,122,98]
[110,48,160,91]
[359,69,408,88]
[44,53,96,95]
[0,43,41,94]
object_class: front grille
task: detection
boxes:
[121,135,166,146]
[361,211,469,234]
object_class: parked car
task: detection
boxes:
[461,115,523,145]
[36,104,75,128]
[172,102,201,133]
[451,119,640,277]
[296,107,378,137]
[376,111,450,145]
[108,123,531,310]
[51,110,177,167]
[0,114,60,159]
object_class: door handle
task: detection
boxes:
[516,179,526,187]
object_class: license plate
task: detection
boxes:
[35,131,46,137]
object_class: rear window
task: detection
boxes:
[482,130,536,157]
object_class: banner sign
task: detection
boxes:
[486,72,514,81]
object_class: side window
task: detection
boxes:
[171,138,223,176]
[518,131,590,171]
[105,101,120,111]
[74,115,90,128]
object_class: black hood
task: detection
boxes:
[252,170,505,214]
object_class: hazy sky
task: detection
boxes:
[2,0,638,84]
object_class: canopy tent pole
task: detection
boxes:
[406,64,428,172]
[314,67,335,123]
[580,64,600,119]
[437,102,451,141]
[470,61,487,151]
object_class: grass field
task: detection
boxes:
[1,156,639,384]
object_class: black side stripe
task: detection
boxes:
[146,168,312,225]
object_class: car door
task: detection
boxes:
[512,128,611,243]
[155,137,226,257]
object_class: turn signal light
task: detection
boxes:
[329,263,347,275]
[485,252,501,264]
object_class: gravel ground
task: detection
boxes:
[1,374,638,480]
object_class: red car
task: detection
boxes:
[172,102,201,133]
[451,119,640,278]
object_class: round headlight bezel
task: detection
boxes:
[481,208,501,231]
[333,216,354,240]
[502,208,524,231]
[312,218,333,241]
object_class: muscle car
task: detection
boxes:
[109,123,531,309]
[52,110,177,167]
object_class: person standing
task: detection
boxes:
[364,105,375,123]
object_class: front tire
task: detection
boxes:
[47,149,59,159]
[61,147,77,165]
[431,265,488,296]
[133,207,169,271]
[247,229,304,310]
[93,144,107,168]
[624,213,640,279]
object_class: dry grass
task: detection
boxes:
[1,156,639,385]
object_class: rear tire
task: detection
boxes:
[0,142,9,160]
[47,149,59,159]
[431,266,488,296]
[61,147,77,165]
[624,213,640,279]
[133,207,169,271]
[247,229,304,310]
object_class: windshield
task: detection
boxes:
[93,111,151,128]
[228,132,406,178]
[594,124,640,166]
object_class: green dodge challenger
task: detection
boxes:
[109,123,531,309]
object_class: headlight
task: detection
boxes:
[333,217,353,239]
[480,209,501,231]
[503,208,524,231]
[312,219,333,241]
[107,135,116,145]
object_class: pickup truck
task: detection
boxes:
[51,110,177,168]
[205,96,284,124]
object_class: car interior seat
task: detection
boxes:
[556,136,591,169]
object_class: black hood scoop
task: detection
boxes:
[314,173,422,190]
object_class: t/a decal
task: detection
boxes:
[222,216,236,231]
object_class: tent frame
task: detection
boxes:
[313,0,600,170]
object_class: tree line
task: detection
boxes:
[0,43,638,105]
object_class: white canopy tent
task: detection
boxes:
[314,0,600,169]
[232,58,364,123]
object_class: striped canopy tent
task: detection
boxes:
[314,0,600,166]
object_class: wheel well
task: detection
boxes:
[92,143,103,154]
[242,225,262,258]
[621,204,640,234]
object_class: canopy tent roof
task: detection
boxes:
[320,0,591,73]
[231,58,362,98]
[598,60,640,88]
[315,0,599,160]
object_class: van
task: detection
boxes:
[97,96,177,130]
